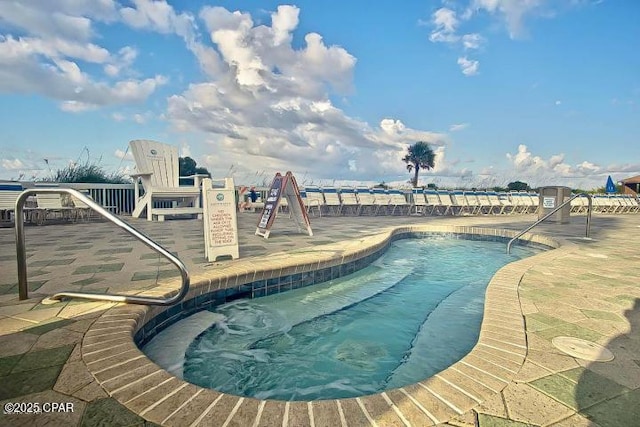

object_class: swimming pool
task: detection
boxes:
[143,235,541,401]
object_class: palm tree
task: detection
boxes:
[402,141,435,187]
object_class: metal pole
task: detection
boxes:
[15,191,29,300]
[15,188,190,305]
[585,194,592,238]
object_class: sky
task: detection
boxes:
[0,0,638,189]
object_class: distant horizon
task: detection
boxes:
[1,1,638,190]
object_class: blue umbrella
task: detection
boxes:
[605,176,616,193]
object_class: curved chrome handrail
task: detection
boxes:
[15,188,190,305]
[507,193,592,254]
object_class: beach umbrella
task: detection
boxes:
[605,175,616,193]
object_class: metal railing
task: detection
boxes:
[15,188,190,305]
[507,193,592,254]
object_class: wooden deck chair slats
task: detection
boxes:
[129,139,204,221]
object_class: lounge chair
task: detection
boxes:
[0,183,31,223]
[424,190,442,215]
[498,192,515,214]
[356,187,377,215]
[339,188,360,216]
[475,191,493,215]
[388,189,409,215]
[410,188,428,215]
[485,191,505,215]
[450,191,470,215]
[71,193,95,221]
[35,193,76,223]
[320,187,342,216]
[300,189,322,217]
[463,191,482,215]
[372,188,390,215]
[129,139,208,221]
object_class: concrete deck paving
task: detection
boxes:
[0,211,638,426]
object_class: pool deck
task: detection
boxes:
[0,212,639,426]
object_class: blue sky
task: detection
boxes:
[0,0,638,189]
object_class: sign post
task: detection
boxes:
[255,172,313,239]
[203,178,239,261]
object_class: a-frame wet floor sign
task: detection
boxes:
[255,172,313,239]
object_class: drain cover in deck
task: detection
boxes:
[552,336,614,362]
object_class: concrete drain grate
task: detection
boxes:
[552,336,614,362]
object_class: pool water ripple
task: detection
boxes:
[144,237,539,401]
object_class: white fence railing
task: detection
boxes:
[21,182,136,214]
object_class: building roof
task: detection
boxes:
[621,174,640,184]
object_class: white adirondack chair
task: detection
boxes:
[129,140,206,221]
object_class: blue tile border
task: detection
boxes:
[134,231,551,348]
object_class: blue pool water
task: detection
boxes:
[147,237,540,401]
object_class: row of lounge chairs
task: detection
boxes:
[286,188,640,217]
[0,184,94,225]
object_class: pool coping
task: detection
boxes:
[81,224,565,426]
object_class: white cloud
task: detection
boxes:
[425,1,575,73]
[0,1,169,111]
[555,100,562,105]
[114,149,133,161]
[162,5,454,182]
[59,100,97,112]
[467,0,547,39]
[462,33,484,50]
[429,8,460,43]
[500,144,639,188]
[449,123,470,132]
[457,56,479,76]
[119,0,195,39]
[1,158,26,170]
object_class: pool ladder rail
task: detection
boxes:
[14,188,190,305]
[507,193,592,254]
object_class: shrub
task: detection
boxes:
[43,161,130,184]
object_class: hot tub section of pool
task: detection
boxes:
[143,235,542,401]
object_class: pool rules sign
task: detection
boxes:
[203,177,239,261]
[255,172,313,239]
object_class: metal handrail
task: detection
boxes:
[507,193,592,254]
[15,188,190,305]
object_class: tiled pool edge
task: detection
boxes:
[81,224,562,426]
